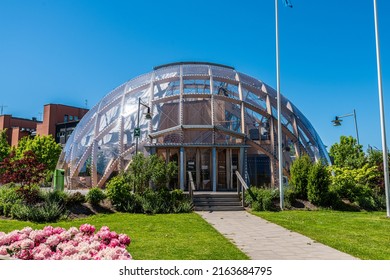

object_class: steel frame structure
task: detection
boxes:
[57,62,330,189]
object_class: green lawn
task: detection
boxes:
[0,213,249,260]
[252,210,390,260]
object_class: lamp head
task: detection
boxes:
[145,108,152,120]
[332,116,342,126]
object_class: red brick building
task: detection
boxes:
[0,104,88,146]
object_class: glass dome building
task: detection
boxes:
[58,62,330,190]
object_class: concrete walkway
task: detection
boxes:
[197,211,357,260]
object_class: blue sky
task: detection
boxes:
[0,0,389,152]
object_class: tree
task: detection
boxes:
[15,135,62,171]
[329,136,365,169]
[0,150,47,186]
[289,155,313,199]
[0,129,11,162]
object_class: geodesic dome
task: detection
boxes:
[58,62,330,189]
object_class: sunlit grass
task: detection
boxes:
[0,213,249,260]
[252,210,390,260]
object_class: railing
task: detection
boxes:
[187,171,196,202]
[235,170,254,207]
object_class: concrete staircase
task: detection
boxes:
[193,192,244,211]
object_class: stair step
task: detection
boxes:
[194,201,242,206]
[194,205,245,211]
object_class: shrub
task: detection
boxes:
[65,191,86,206]
[106,174,134,212]
[290,155,312,199]
[283,186,297,208]
[0,185,22,216]
[245,187,279,211]
[86,187,106,205]
[307,161,331,206]
[10,201,67,222]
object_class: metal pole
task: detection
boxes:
[353,109,360,145]
[275,0,284,210]
[135,97,140,155]
[373,0,390,217]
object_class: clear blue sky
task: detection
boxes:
[0,0,389,152]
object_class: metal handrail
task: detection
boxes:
[187,171,196,201]
[235,170,254,207]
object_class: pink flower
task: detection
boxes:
[43,226,54,236]
[21,227,33,235]
[46,235,60,247]
[67,227,79,236]
[21,239,34,249]
[118,234,131,246]
[0,246,8,255]
[109,238,120,248]
[80,224,95,235]
[53,227,65,235]
[29,230,45,243]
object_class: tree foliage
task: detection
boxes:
[0,129,11,162]
[0,150,47,186]
[329,136,365,169]
[126,153,178,192]
[289,155,312,199]
[15,135,62,171]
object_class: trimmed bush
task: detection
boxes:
[86,187,106,205]
[290,155,312,199]
[106,174,134,211]
[307,161,331,206]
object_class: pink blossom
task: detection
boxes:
[43,226,54,236]
[21,239,34,249]
[118,234,131,246]
[67,227,79,236]
[21,227,33,235]
[46,235,60,247]
[109,239,120,248]
[53,227,65,235]
[0,246,8,255]
[80,224,96,235]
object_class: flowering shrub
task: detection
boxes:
[0,224,131,260]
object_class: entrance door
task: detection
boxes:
[217,148,239,191]
[200,149,211,190]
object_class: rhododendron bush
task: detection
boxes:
[0,224,132,260]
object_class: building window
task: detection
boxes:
[69,115,73,121]
[74,116,79,121]
[64,115,68,122]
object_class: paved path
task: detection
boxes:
[197,211,357,260]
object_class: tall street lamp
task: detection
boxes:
[331,109,360,145]
[373,0,390,217]
[135,97,152,155]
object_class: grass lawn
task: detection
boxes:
[0,213,249,260]
[252,210,390,260]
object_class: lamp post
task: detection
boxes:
[135,97,152,155]
[373,0,390,217]
[331,109,360,145]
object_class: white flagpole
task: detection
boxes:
[373,0,390,217]
[275,0,284,210]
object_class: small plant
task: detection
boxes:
[86,187,106,205]
[10,201,67,222]
[65,191,86,206]
[245,187,279,211]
